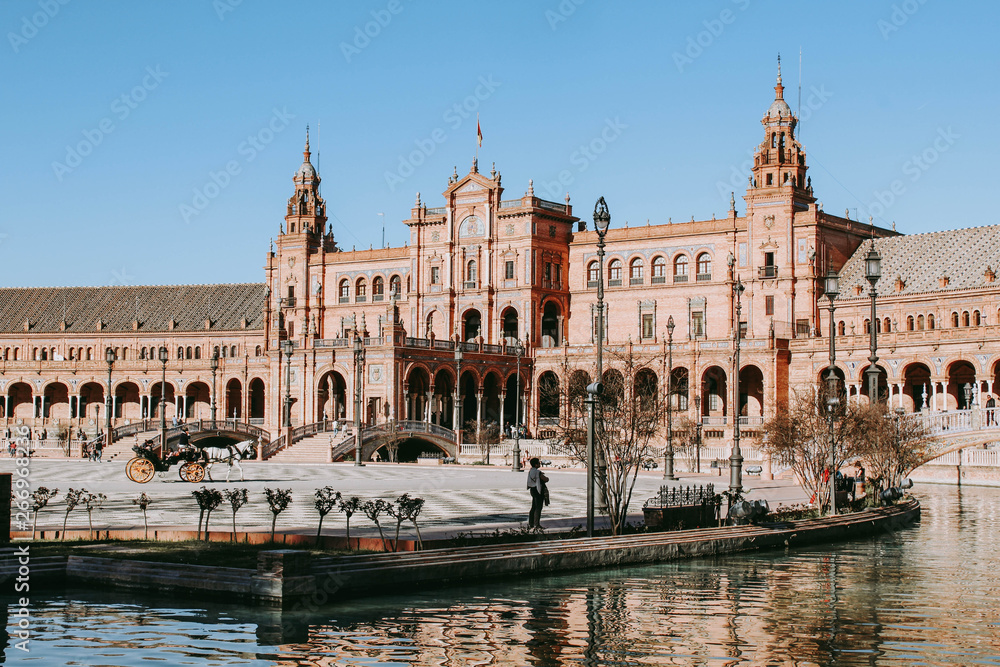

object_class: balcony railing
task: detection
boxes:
[587,280,599,288]
[609,279,622,287]
[630,277,644,286]
[464,281,477,289]
[673,274,688,283]
[651,275,666,284]
[696,273,712,282]
[758,265,779,279]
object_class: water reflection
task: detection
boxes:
[9,485,1000,666]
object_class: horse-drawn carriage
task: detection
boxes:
[125,439,257,484]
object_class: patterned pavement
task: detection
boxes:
[2,459,808,540]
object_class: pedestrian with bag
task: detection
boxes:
[526,457,549,529]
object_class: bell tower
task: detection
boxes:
[283,127,327,240]
[747,56,814,204]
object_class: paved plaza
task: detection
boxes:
[3,459,809,540]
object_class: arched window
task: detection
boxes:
[837,321,845,336]
[883,317,891,333]
[426,312,434,337]
[356,278,367,302]
[231,345,237,357]
[917,315,924,330]
[907,315,914,331]
[373,276,385,301]
[608,259,622,285]
[177,346,183,359]
[629,258,643,284]
[652,256,666,283]
[962,311,970,327]
[339,279,350,303]
[674,255,689,282]
[41,349,48,361]
[928,313,935,329]
[952,312,960,327]
[195,346,201,360]
[390,275,402,297]
[216,345,223,358]
[587,261,600,285]
[86,348,92,361]
[255,345,262,356]
[974,310,981,326]
[696,253,712,280]
[864,319,871,335]
[140,348,147,360]
[467,260,477,284]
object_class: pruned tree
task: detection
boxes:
[131,492,151,540]
[223,488,249,541]
[81,491,106,540]
[314,486,341,545]
[338,495,362,548]
[542,346,668,535]
[844,403,931,504]
[30,487,59,540]
[362,498,391,551]
[758,387,855,513]
[62,488,85,540]
[263,488,293,542]
[192,487,223,541]
[401,494,425,550]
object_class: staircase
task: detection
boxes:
[104,431,159,462]
[268,430,353,463]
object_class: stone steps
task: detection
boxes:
[269,432,352,463]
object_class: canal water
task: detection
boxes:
[6,484,1000,666]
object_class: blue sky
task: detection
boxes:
[2,1,997,287]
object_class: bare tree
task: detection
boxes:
[362,498,391,551]
[338,495,362,548]
[223,488,249,541]
[542,346,667,534]
[758,386,856,512]
[464,419,500,463]
[192,487,223,541]
[30,487,59,540]
[844,404,931,503]
[131,493,151,540]
[263,488,293,543]
[313,486,341,544]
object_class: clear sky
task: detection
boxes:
[2,1,997,288]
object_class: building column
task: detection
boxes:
[931,381,939,412]
[896,383,905,410]
[425,390,433,423]
[499,391,506,429]
[476,390,484,428]
[940,380,949,411]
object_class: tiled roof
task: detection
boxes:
[0,284,266,334]
[837,225,1000,298]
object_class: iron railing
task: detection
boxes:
[643,483,716,509]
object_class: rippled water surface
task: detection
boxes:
[7,485,1000,665]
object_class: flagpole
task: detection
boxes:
[476,113,480,162]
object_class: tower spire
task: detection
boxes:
[304,125,311,162]
[775,53,784,100]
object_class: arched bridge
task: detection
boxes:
[149,420,270,449]
[915,408,1000,465]
[333,421,458,462]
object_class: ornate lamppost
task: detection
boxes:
[664,316,676,480]
[158,346,168,450]
[512,337,524,472]
[105,347,115,450]
[454,343,463,454]
[210,351,219,425]
[585,196,611,536]
[730,279,746,502]
[281,340,293,454]
[865,242,882,403]
[825,270,840,515]
[694,390,702,473]
[353,332,365,466]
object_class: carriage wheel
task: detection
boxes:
[126,457,155,484]
[178,463,190,482]
[181,462,206,483]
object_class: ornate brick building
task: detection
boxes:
[2,66,998,460]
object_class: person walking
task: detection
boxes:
[526,457,548,529]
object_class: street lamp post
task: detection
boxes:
[353,333,365,466]
[730,279,745,501]
[825,270,840,515]
[865,242,882,403]
[512,338,524,472]
[105,347,115,451]
[591,197,611,515]
[282,340,293,455]
[210,351,219,426]
[158,346,168,451]
[694,391,702,473]
[664,316,676,480]
[455,344,463,456]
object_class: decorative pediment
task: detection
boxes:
[458,182,483,193]
[758,237,779,249]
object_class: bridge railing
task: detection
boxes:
[262,420,351,459]
[152,419,270,447]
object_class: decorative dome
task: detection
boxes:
[766,97,792,119]
[295,160,316,180]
